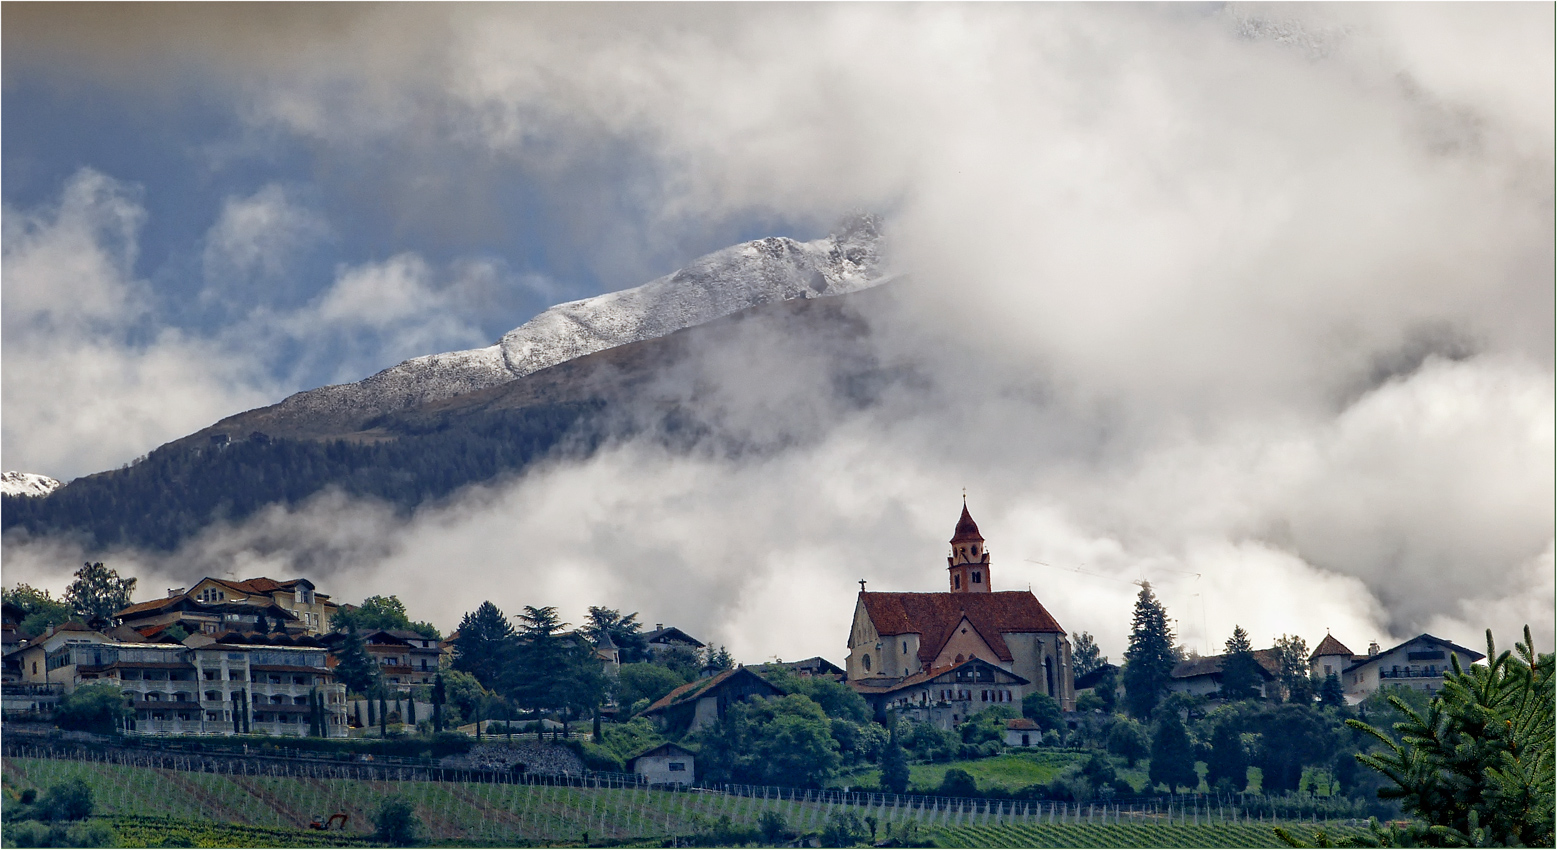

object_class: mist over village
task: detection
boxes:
[1,4,1551,849]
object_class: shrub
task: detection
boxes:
[55,683,131,735]
[41,780,93,822]
[65,821,117,848]
[938,768,978,797]
[372,795,422,846]
[819,811,866,848]
[758,810,791,845]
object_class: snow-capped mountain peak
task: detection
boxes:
[2,471,63,498]
[247,218,888,434]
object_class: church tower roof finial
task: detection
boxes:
[951,502,984,544]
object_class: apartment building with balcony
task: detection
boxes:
[321,628,443,690]
[1339,633,1485,701]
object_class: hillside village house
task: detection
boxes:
[182,577,337,635]
[112,576,339,640]
[629,742,697,786]
[1313,633,1485,703]
[320,628,443,689]
[11,625,347,736]
[644,625,704,659]
[639,666,785,733]
[845,503,1075,728]
[1166,649,1281,698]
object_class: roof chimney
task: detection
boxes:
[1368,640,1379,656]
[656,624,663,631]
[168,587,186,598]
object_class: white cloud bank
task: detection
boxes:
[3,4,1551,661]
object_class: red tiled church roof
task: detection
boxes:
[859,591,1064,664]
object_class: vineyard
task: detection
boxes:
[3,754,1366,847]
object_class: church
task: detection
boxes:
[845,502,1075,729]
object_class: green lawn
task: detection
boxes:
[834,751,1101,794]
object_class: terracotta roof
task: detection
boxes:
[859,591,1063,664]
[115,597,183,618]
[951,504,984,543]
[1309,634,1354,661]
[1006,718,1041,730]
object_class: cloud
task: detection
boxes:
[201,183,331,303]
[2,6,1550,661]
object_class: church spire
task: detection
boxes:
[947,500,992,593]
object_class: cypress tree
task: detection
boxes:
[379,692,388,737]
[1122,582,1178,719]
[368,694,376,726]
[354,700,363,728]
[432,673,445,733]
[882,711,910,795]
[1149,707,1198,792]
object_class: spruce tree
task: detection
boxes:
[1122,582,1177,718]
[1318,672,1345,708]
[333,625,380,696]
[1219,625,1263,701]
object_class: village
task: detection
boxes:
[1,503,1492,799]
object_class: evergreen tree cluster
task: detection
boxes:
[2,402,606,551]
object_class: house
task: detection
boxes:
[845,502,1076,718]
[180,577,338,635]
[1340,634,1484,702]
[638,666,784,733]
[761,657,845,679]
[1309,634,1365,682]
[320,629,443,690]
[10,623,346,736]
[114,593,303,640]
[1004,717,1042,748]
[1073,663,1119,701]
[850,656,1030,730]
[630,742,697,785]
[644,625,704,660]
[1167,649,1280,699]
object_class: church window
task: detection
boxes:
[862,654,871,671]
[972,571,982,584]
[902,641,908,654]
[954,575,961,589]
[973,545,978,555]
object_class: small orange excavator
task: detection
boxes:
[309,813,349,831]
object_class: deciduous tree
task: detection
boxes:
[64,562,135,629]
[1072,631,1105,677]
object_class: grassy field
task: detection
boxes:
[834,751,1151,795]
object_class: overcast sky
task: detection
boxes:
[3,3,1551,664]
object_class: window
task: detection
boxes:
[902,641,908,654]
[668,763,686,772]
[954,575,961,589]
[972,571,982,584]
[862,654,871,671]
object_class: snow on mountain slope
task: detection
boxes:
[2,471,63,498]
[258,216,887,429]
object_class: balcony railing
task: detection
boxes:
[1378,667,1442,680]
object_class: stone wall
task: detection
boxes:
[440,742,584,775]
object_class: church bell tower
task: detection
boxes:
[947,501,992,593]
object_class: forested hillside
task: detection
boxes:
[1,402,608,551]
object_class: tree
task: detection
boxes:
[1149,708,1198,792]
[555,634,611,736]
[939,768,978,797]
[40,779,95,821]
[1346,626,1554,848]
[1106,717,1150,766]
[1318,672,1345,708]
[703,645,735,672]
[334,595,440,640]
[1252,703,1337,793]
[1122,582,1177,719]
[253,613,269,635]
[432,673,446,732]
[694,694,841,788]
[881,712,910,794]
[1022,692,1063,732]
[63,562,135,628]
[586,607,651,663]
[616,662,687,710]
[508,606,569,722]
[765,669,871,724]
[758,810,791,846]
[1092,666,1119,713]
[332,625,380,695]
[1219,625,1263,701]
[372,794,423,846]
[1205,717,1249,791]
[1271,634,1311,703]
[56,683,132,734]
[3,584,73,636]
[452,601,516,691]
[1072,631,1106,677]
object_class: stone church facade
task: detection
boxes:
[846,503,1075,727]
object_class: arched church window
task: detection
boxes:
[862,654,871,671]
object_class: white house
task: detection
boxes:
[630,742,696,785]
[1340,634,1484,702]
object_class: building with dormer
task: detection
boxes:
[845,502,1075,727]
